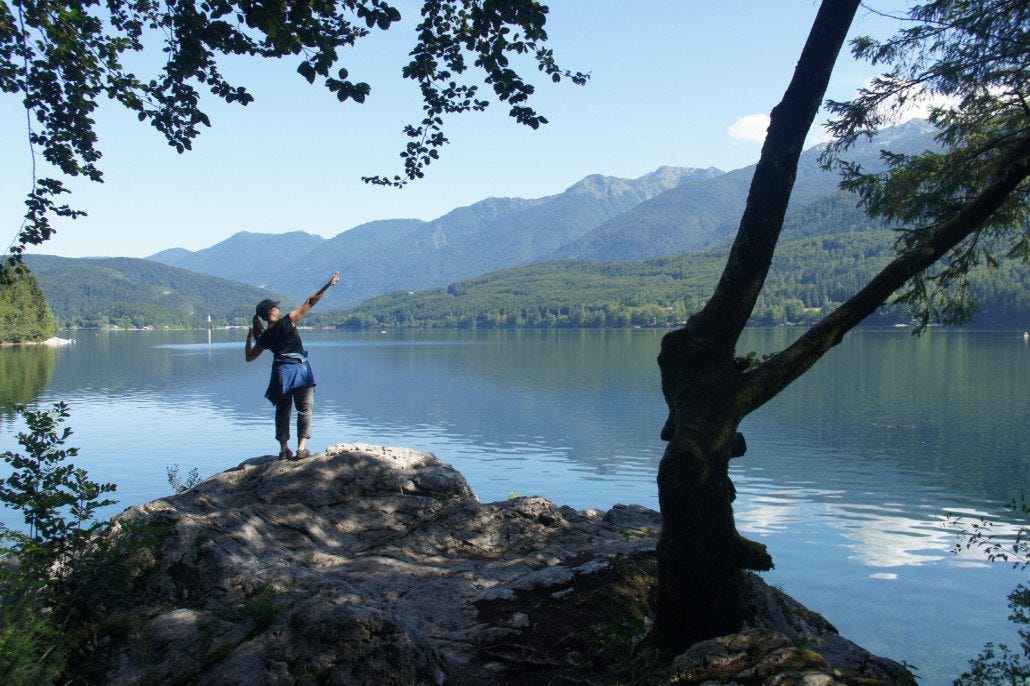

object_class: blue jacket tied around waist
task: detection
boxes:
[265,351,316,403]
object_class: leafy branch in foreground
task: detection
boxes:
[822,0,1029,330]
[166,463,201,494]
[0,402,117,569]
[363,0,588,187]
[1,0,585,277]
[0,402,125,682]
[950,497,1030,571]
[948,499,1030,684]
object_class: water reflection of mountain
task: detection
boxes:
[32,328,1029,513]
[40,329,669,475]
[308,329,671,478]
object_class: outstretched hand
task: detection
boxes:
[292,272,341,323]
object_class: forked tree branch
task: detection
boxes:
[692,0,861,345]
[741,133,1030,414]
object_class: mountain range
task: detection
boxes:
[338,190,1027,331]
[147,120,940,307]
[28,119,990,330]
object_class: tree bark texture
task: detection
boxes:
[655,326,771,648]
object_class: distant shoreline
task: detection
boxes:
[22,323,1029,336]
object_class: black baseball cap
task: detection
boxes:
[255,299,280,318]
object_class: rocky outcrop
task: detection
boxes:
[104,444,906,685]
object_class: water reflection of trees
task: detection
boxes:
[0,346,58,421]
[741,328,1030,500]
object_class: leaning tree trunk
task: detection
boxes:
[650,0,1029,654]
[653,129,1030,659]
[650,0,861,655]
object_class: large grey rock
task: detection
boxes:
[105,445,656,684]
[103,444,904,685]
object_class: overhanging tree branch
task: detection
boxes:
[742,132,1030,413]
[2,0,586,275]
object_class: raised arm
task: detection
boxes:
[288,271,340,323]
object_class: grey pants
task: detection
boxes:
[274,385,314,443]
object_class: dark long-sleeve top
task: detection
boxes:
[258,318,316,402]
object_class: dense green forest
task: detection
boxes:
[321,229,1029,330]
[0,272,57,342]
[25,255,291,329]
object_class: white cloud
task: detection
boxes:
[805,123,833,149]
[860,78,959,125]
[896,92,956,122]
[728,85,953,152]
[728,114,771,143]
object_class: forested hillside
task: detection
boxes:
[0,272,57,342]
[149,230,327,286]
[24,255,290,328]
[326,229,1028,330]
[552,166,753,261]
[30,185,1027,332]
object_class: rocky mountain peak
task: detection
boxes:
[564,166,722,201]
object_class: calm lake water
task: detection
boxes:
[1,327,1027,683]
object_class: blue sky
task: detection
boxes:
[2,1,911,258]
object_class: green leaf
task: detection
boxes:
[297,61,316,84]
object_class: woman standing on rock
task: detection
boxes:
[245,271,340,459]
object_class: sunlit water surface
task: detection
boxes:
[1,327,1027,684]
